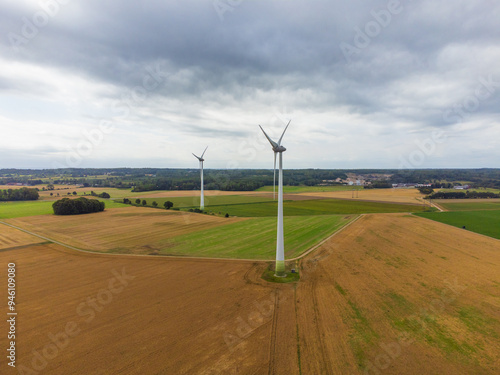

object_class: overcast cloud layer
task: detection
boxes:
[1,0,499,169]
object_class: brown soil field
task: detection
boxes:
[4,207,245,254]
[0,224,43,250]
[299,188,425,205]
[294,214,500,374]
[0,243,278,374]
[1,214,498,374]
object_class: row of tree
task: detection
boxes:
[427,191,500,199]
[123,198,174,209]
[52,197,105,215]
[0,187,39,201]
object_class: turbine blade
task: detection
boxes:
[201,146,208,158]
[273,152,277,200]
[277,119,291,146]
[192,153,201,160]
[259,125,279,148]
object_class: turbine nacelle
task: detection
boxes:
[259,120,291,201]
[192,146,208,162]
[273,145,287,153]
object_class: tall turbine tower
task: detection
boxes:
[259,120,290,276]
[192,146,208,210]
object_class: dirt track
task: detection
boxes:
[1,214,499,374]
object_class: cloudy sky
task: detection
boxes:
[1,0,499,170]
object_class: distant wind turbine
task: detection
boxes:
[259,120,290,276]
[192,146,208,210]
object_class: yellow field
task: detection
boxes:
[0,224,43,250]
[5,207,245,254]
[298,188,425,204]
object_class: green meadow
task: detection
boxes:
[416,210,500,240]
[256,185,359,193]
[147,214,357,259]
[0,199,125,219]
[436,200,500,212]
[136,196,432,217]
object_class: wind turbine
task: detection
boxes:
[259,120,290,276]
[192,146,208,210]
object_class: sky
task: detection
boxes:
[1,0,499,170]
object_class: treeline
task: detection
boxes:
[428,191,500,199]
[391,169,500,188]
[52,197,105,215]
[2,168,500,190]
[0,187,39,201]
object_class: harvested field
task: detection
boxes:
[1,213,499,374]
[0,223,43,250]
[294,214,500,374]
[5,207,245,254]
[0,243,279,374]
[299,188,425,205]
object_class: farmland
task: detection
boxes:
[4,207,356,259]
[297,187,426,205]
[1,212,499,374]
[416,210,500,240]
[0,199,125,219]
[435,199,500,211]
[136,196,432,217]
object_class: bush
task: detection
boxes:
[225,213,229,218]
[164,201,174,209]
[135,199,141,204]
[53,197,105,215]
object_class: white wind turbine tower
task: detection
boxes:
[259,120,290,276]
[192,146,208,210]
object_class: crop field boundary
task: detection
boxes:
[0,214,363,263]
[411,214,500,243]
[287,214,364,261]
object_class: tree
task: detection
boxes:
[164,201,173,209]
[72,191,77,196]
[53,197,105,215]
[225,213,229,218]
[47,184,54,190]
[50,193,53,196]
[418,187,434,195]
[152,201,158,207]
[123,198,131,204]
[142,200,147,206]
[135,198,141,204]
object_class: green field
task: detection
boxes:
[256,185,359,193]
[436,200,500,211]
[126,194,273,209]
[0,199,126,219]
[134,196,432,217]
[134,214,357,259]
[206,199,432,217]
[416,210,500,240]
